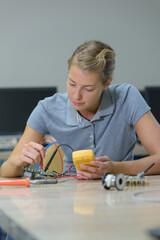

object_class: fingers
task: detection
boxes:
[20,142,46,165]
[95,156,111,162]
[76,156,113,180]
[76,165,104,180]
[77,170,100,180]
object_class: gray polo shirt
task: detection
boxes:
[27,84,150,173]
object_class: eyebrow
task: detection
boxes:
[68,77,96,87]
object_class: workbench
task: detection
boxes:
[0,175,160,240]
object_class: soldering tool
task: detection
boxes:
[0,178,58,187]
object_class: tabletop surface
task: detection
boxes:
[0,175,160,240]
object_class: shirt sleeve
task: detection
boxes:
[122,85,151,126]
[27,100,48,134]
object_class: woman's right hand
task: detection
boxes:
[19,141,46,167]
[0,126,45,177]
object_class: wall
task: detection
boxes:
[0,0,160,93]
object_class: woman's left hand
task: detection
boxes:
[76,156,115,180]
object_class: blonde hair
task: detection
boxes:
[68,40,116,85]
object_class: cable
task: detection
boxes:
[39,137,81,179]
[67,163,82,180]
[44,148,58,172]
[58,143,74,152]
[44,143,74,172]
[40,137,64,178]
[137,163,155,178]
[132,188,160,202]
[37,142,58,170]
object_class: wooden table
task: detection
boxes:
[0,175,160,240]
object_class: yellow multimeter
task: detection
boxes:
[72,149,95,172]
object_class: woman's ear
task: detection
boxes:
[104,78,112,89]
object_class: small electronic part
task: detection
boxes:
[125,175,145,186]
[102,173,126,191]
[72,149,95,172]
[22,166,59,178]
[102,163,155,191]
[102,173,145,191]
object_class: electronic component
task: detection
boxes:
[102,173,145,190]
[102,173,126,190]
[72,149,95,172]
[102,163,155,191]
[22,166,59,178]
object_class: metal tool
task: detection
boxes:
[102,163,155,191]
[136,163,155,178]
[0,178,58,187]
[102,173,126,190]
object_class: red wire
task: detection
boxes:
[67,163,82,180]
[40,137,64,178]
[40,137,81,180]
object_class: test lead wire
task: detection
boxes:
[137,163,155,178]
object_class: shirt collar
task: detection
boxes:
[66,88,115,125]
[66,98,80,126]
[98,88,115,117]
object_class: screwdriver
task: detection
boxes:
[0,178,58,187]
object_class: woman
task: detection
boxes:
[1,40,160,179]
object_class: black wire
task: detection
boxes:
[44,149,58,172]
[58,143,74,152]
[44,143,74,172]
[144,163,155,174]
